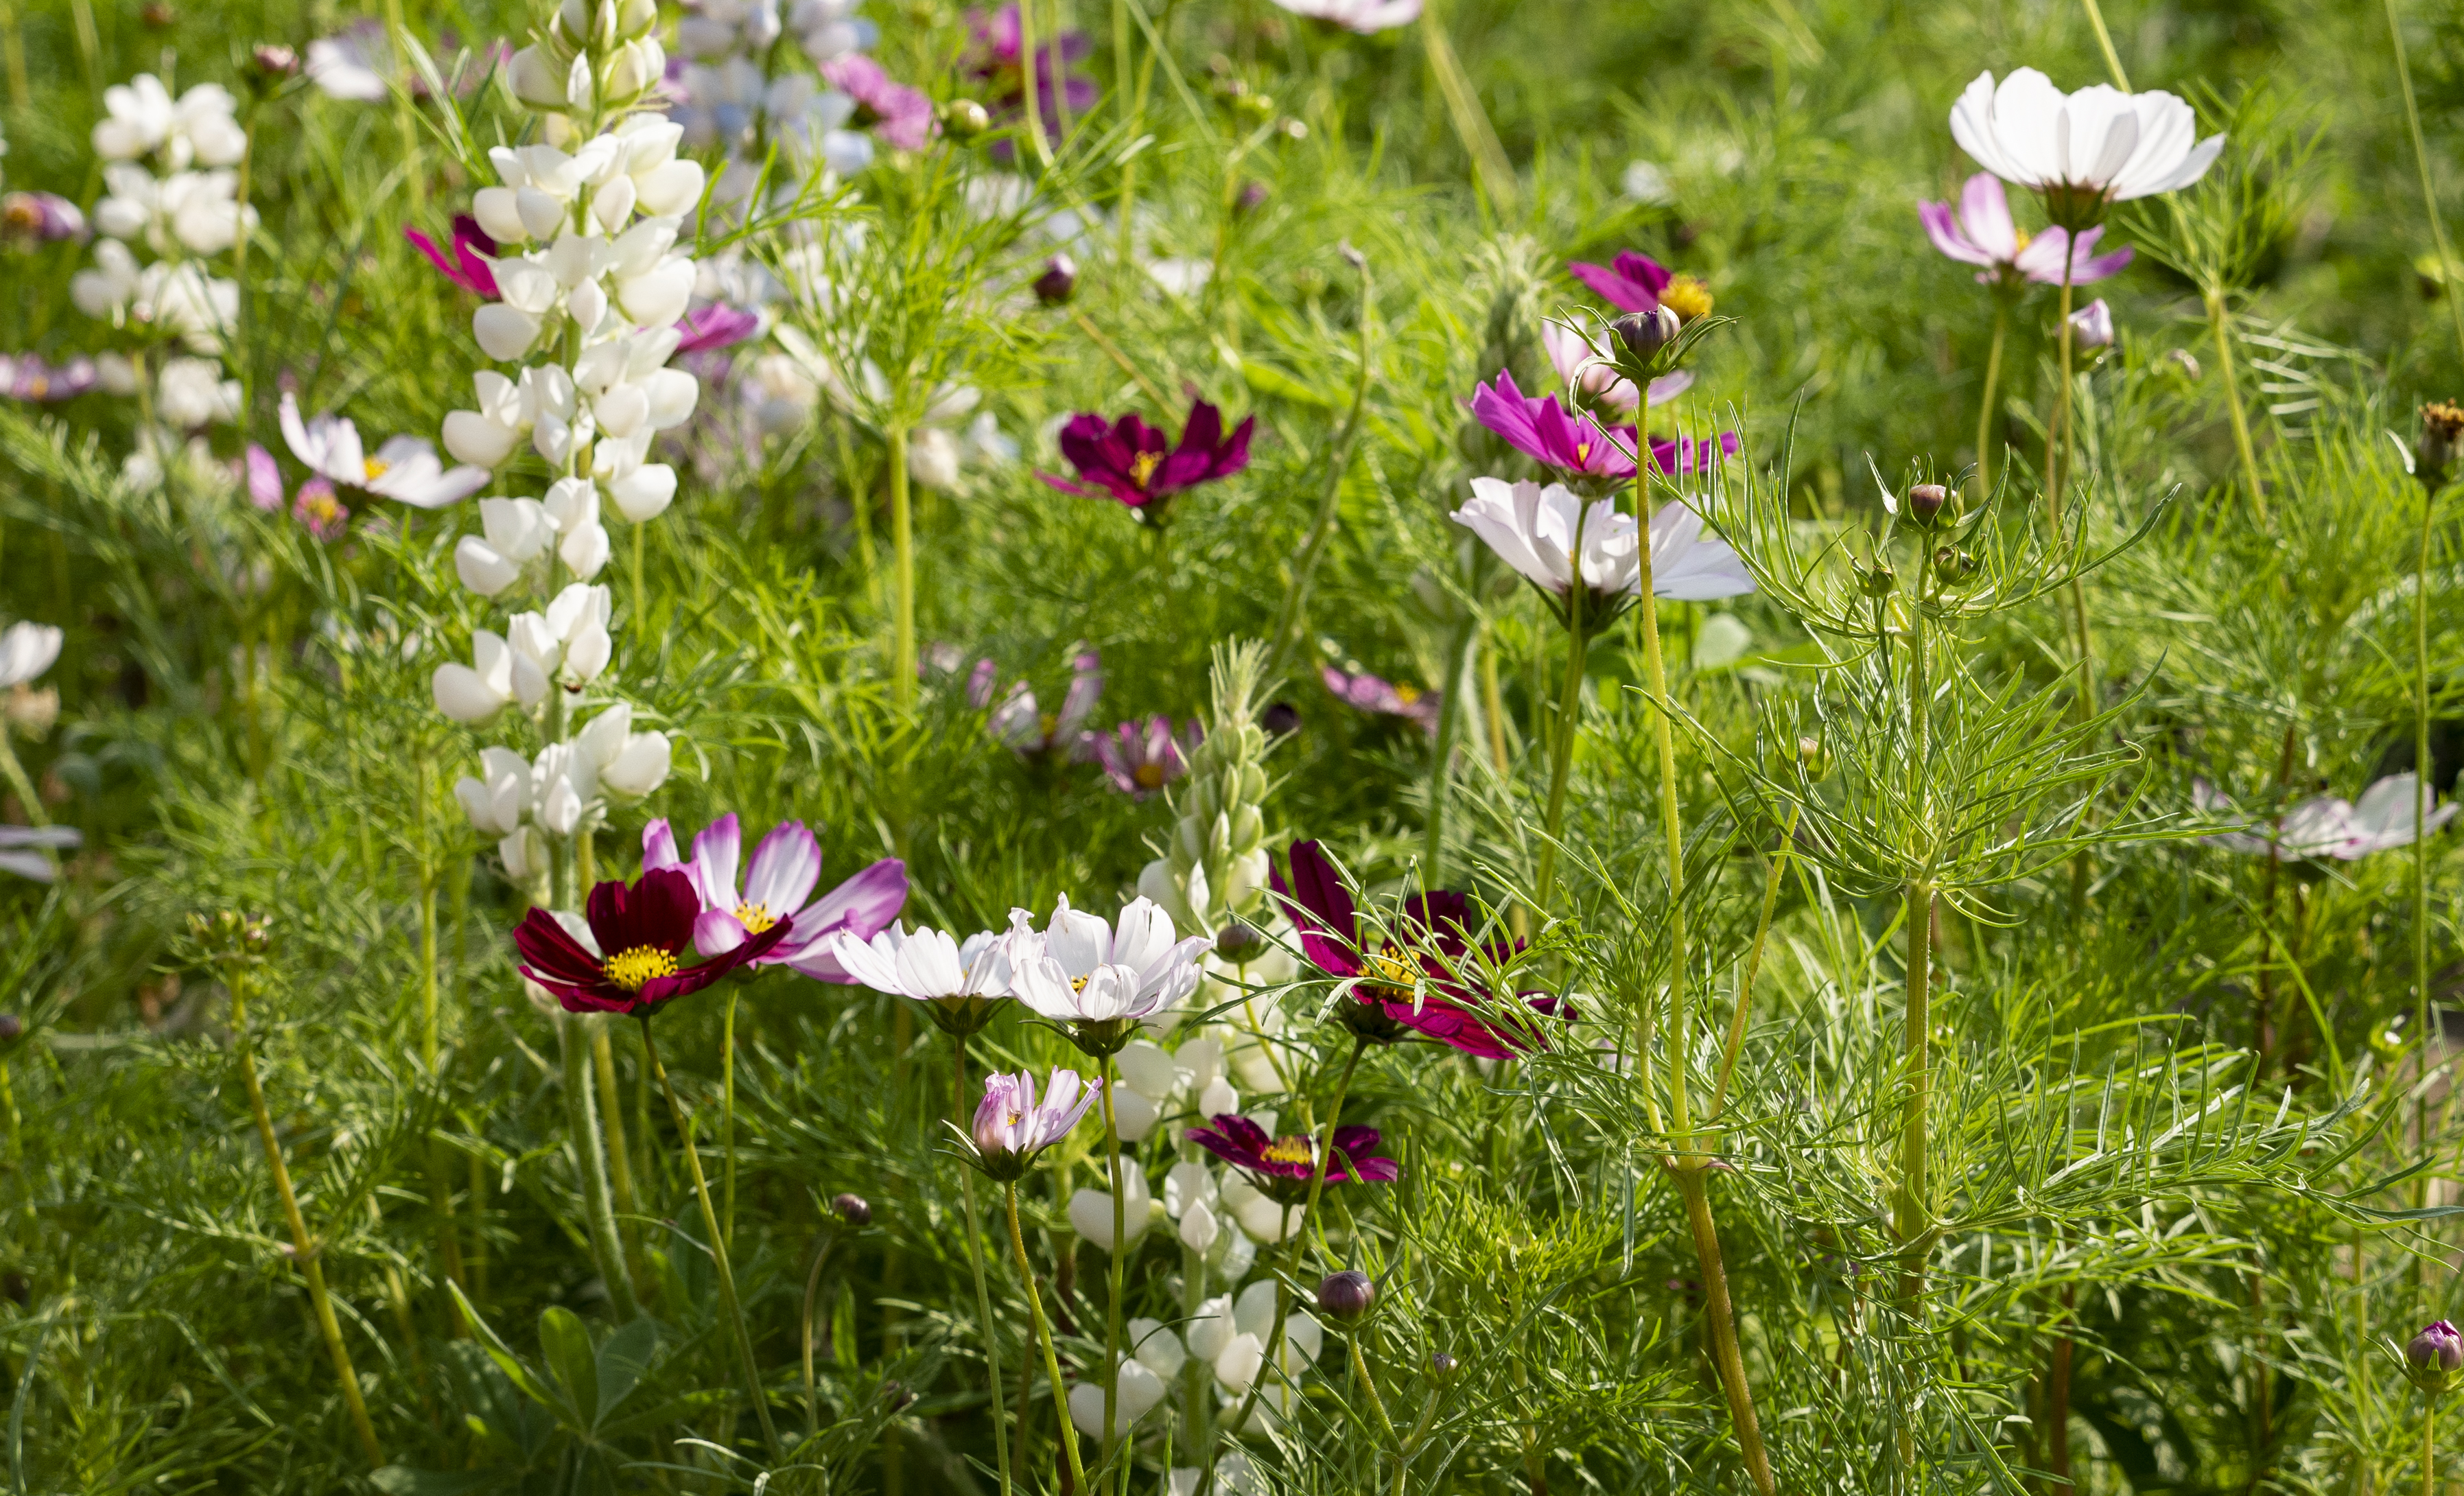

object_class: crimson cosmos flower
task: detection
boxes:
[1187,1114,1398,1204]
[967,3,1098,153]
[515,869,788,1016]
[1039,399,1254,519]
[404,214,498,299]
[1569,248,1713,323]
[1269,839,1560,1058]
[1471,370,1739,482]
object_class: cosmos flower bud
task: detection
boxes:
[941,98,992,138]
[1933,545,1979,585]
[0,1015,21,1042]
[2417,401,2464,491]
[1906,482,1949,526]
[1034,253,1077,306]
[1796,736,1829,780]
[1859,560,1897,597]
[1428,1351,1459,1381]
[250,43,301,78]
[1316,1270,1374,1322]
[2407,1320,2463,1394]
[1236,180,1270,215]
[1611,305,1682,359]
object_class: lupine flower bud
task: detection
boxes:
[2407,1320,2463,1394]
[1317,1270,1375,1322]
[832,1192,871,1226]
[1611,305,1682,359]
[1034,253,1077,306]
[942,98,992,138]
[1428,1351,1458,1381]
[1906,482,1949,526]
[2417,401,2464,491]
[1136,641,1273,935]
[2067,297,2114,351]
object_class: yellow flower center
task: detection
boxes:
[1262,1136,1316,1168]
[734,902,776,934]
[603,945,679,992]
[362,456,391,481]
[2011,226,2033,255]
[1367,945,1416,994]
[1070,973,1091,992]
[301,491,344,526]
[1574,440,1591,464]
[1039,712,1059,741]
[1134,762,1166,790]
[1130,450,1163,489]
[24,375,46,398]
[1662,274,1713,323]
[1393,683,1421,705]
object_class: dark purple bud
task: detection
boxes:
[1236,180,1270,215]
[1611,306,1682,359]
[1034,253,1077,306]
[1213,921,1264,961]
[832,1192,871,1226]
[941,98,991,139]
[2410,1320,2463,1374]
[881,1378,915,1410]
[252,43,301,77]
[0,1015,20,1042]
[1317,1270,1374,1322]
[1260,701,1300,736]
[1907,483,1949,526]
[1427,1350,1457,1380]
[140,1,174,26]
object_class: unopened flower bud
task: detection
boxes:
[1034,253,1077,306]
[251,43,301,78]
[2067,297,2114,351]
[2408,1320,2464,1394]
[1859,561,1897,598]
[1428,1351,1459,1381]
[1236,180,1270,215]
[2166,348,2203,383]
[141,1,174,26]
[1612,305,1682,360]
[1906,482,1949,527]
[1933,545,1978,585]
[1261,701,1300,736]
[1317,1270,1374,1322]
[942,98,992,138]
[832,1192,871,1226]
[0,1015,21,1042]
[2419,401,2464,490]
[1796,737,1828,780]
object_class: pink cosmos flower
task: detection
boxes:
[1470,369,1639,478]
[643,813,911,981]
[292,479,349,541]
[1040,399,1255,517]
[1321,664,1440,735]
[404,214,499,299]
[676,303,762,354]
[1919,173,2133,288]
[820,54,935,152]
[2195,775,2456,863]
[967,4,1096,149]
[968,1066,1098,1178]
[1094,716,1199,798]
[2,354,98,402]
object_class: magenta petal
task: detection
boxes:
[1919,200,1995,268]
[802,858,911,942]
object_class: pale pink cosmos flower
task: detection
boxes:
[1919,173,2133,288]
[1095,716,1199,798]
[644,813,910,981]
[972,1066,1099,1162]
[2194,774,2456,862]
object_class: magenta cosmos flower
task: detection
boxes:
[1040,399,1255,519]
[821,54,936,152]
[967,3,1096,148]
[515,869,788,1016]
[675,303,761,354]
[1094,716,1198,798]
[1270,839,1562,1059]
[644,814,909,981]
[1470,369,1638,479]
[1187,1114,1398,1204]
[1568,249,1714,323]
[405,214,499,299]
[3,354,99,403]
[1321,664,1440,735]
[1919,174,2132,288]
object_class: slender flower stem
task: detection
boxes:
[801,1227,840,1438]
[2045,252,2096,727]
[1897,548,1936,1292]
[1421,614,1475,883]
[1099,1053,1125,1473]
[954,1039,1014,1496]
[591,1026,642,1276]
[2205,288,2271,526]
[2078,0,2131,91]
[2417,475,2438,1188]
[723,990,738,1248]
[228,966,385,1468]
[1017,0,1053,168]
[889,427,916,713]
[2424,1397,2438,1496]
[2386,0,2464,369]
[1632,443,1772,1496]
[559,1014,641,1322]
[639,1016,782,1459]
[1392,1375,1443,1496]
[1531,598,1586,915]
[1974,299,2008,501]
[1348,1333,1398,1444]
[1266,257,1377,676]
[1007,1179,1088,1491]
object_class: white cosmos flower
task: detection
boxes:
[93,165,256,255]
[0,622,63,688]
[1949,69,2224,213]
[1269,0,1422,33]
[830,922,1018,1001]
[155,357,240,429]
[92,75,244,169]
[1451,477,1752,604]
[1009,895,1212,1028]
[281,393,489,508]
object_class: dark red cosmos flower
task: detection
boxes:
[1269,839,1562,1059]
[1039,399,1254,519]
[515,869,789,1017]
[405,214,498,299]
[1186,1114,1398,1204]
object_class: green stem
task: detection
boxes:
[1709,799,1799,1127]
[2206,288,2271,527]
[1348,1333,1398,1445]
[231,968,385,1467]
[2426,1398,2438,1496]
[889,428,915,713]
[1100,1054,1125,1471]
[0,732,45,832]
[723,990,738,1250]
[2048,258,2096,728]
[2418,473,2438,1189]
[1007,1179,1088,1491]
[801,1228,838,1440]
[1018,0,1053,167]
[640,1016,782,1458]
[559,1014,641,1323]
[1531,598,1586,915]
[591,1026,643,1283]
[2078,0,2131,90]
[1974,299,2007,501]
[955,1039,1015,1496]
[1420,616,1475,883]
[1265,257,1377,675]
[2386,0,2464,369]
[1676,1166,1774,1496]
